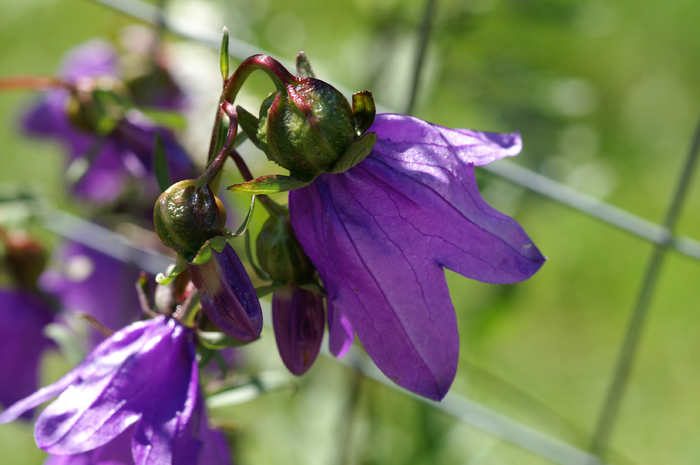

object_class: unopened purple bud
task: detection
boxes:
[187,243,262,342]
[272,286,325,375]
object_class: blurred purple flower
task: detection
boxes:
[21,40,194,202]
[0,316,224,465]
[289,114,546,400]
[0,289,54,417]
[39,241,143,347]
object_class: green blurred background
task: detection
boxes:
[1,0,700,464]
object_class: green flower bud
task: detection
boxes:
[257,78,356,181]
[256,208,314,285]
[154,180,226,260]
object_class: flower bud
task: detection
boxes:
[256,208,314,285]
[257,78,357,181]
[153,180,226,259]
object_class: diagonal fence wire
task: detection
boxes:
[589,113,700,459]
[22,0,695,463]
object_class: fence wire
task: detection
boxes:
[27,0,700,463]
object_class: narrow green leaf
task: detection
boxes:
[255,283,285,298]
[236,105,262,149]
[153,132,171,193]
[197,330,251,349]
[140,108,188,131]
[220,27,230,81]
[228,175,311,195]
[328,131,377,174]
[295,51,316,78]
[156,256,188,285]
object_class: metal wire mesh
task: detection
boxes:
[27,0,700,464]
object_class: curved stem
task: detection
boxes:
[198,105,238,187]
[0,76,69,91]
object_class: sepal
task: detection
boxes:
[228,174,311,195]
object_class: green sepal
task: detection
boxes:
[228,174,312,195]
[245,230,271,282]
[139,108,188,131]
[220,27,230,81]
[352,90,376,136]
[255,283,286,298]
[295,51,316,78]
[223,195,255,237]
[197,329,251,349]
[153,132,171,193]
[211,112,231,166]
[328,131,377,174]
[236,105,262,149]
[196,346,215,368]
[298,282,327,296]
[189,235,228,266]
[156,256,188,285]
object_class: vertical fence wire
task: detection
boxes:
[589,113,700,459]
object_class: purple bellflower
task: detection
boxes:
[0,315,229,465]
[21,40,193,202]
[288,114,546,400]
[225,55,545,400]
[0,289,54,416]
[39,241,143,346]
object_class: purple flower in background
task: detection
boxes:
[289,114,546,400]
[0,289,54,417]
[0,316,222,465]
[21,40,194,202]
[40,241,143,346]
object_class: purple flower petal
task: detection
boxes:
[326,300,354,358]
[0,316,205,464]
[39,241,142,346]
[0,290,54,417]
[188,243,262,342]
[199,428,232,465]
[289,114,545,400]
[272,286,325,375]
[43,425,136,465]
[58,40,118,81]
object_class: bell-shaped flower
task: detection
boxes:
[0,289,54,416]
[288,114,546,400]
[39,241,143,346]
[0,315,222,464]
[21,40,194,202]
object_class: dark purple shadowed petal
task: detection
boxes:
[199,427,232,465]
[188,243,262,342]
[39,241,142,347]
[326,300,354,358]
[272,286,325,376]
[43,425,136,465]
[58,40,118,81]
[289,114,545,399]
[0,290,54,417]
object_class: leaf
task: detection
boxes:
[206,372,294,409]
[328,131,377,174]
[220,27,230,81]
[197,330,251,349]
[228,175,312,195]
[155,256,188,285]
[236,105,262,149]
[140,109,188,131]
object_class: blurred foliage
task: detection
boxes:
[1,0,700,464]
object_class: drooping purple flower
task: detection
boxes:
[0,315,217,464]
[0,289,54,417]
[39,241,143,346]
[21,40,194,202]
[289,114,546,400]
[272,286,325,376]
[187,243,262,342]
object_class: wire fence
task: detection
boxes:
[28,0,700,464]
